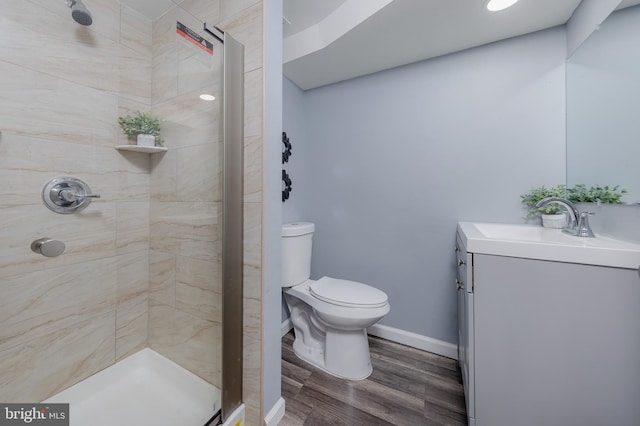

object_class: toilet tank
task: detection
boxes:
[282,222,315,288]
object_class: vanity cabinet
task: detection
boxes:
[457,231,640,426]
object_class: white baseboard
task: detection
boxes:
[263,397,285,426]
[221,404,244,426]
[281,318,293,337]
[367,324,458,360]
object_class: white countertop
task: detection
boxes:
[458,222,640,269]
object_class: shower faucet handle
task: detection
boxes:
[42,176,100,214]
[58,188,101,202]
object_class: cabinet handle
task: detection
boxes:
[458,259,466,266]
[455,246,459,253]
[456,279,464,290]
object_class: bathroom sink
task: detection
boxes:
[458,222,640,269]
[473,223,567,242]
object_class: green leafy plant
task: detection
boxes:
[118,111,164,146]
[521,185,568,217]
[567,184,627,204]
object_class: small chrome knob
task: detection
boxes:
[31,238,66,257]
[458,259,466,266]
[456,279,464,290]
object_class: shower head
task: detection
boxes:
[65,0,93,26]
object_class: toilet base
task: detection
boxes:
[284,282,388,381]
[292,328,373,380]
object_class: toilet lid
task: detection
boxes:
[310,277,388,308]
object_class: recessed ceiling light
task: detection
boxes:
[486,0,519,12]
[199,94,216,101]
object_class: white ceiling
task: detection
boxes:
[283,0,640,91]
[283,0,347,37]
[114,0,640,91]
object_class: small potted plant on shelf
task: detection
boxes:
[567,184,627,205]
[118,111,164,147]
[521,184,569,228]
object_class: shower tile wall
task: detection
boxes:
[0,1,265,422]
[0,0,152,402]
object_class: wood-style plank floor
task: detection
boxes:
[280,331,467,425]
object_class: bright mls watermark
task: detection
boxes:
[0,404,69,425]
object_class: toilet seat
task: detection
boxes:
[310,276,388,308]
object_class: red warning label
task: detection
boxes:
[176,21,213,55]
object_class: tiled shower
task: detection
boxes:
[0,0,265,424]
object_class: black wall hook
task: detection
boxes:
[282,132,292,164]
[282,169,292,202]
[282,132,293,202]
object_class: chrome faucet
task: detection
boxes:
[535,197,595,238]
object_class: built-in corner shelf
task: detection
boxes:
[115,145,168,154]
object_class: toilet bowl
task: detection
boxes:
[282,222,391,380]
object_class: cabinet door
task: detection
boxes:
[455,235,467,371]
[457,284,465,364]
[462,290,474,423]
[456,234,474,421]
[474,254,640,426]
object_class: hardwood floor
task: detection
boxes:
[280,331,467,426]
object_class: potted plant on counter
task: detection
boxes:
[521,184,569,228]
[118,111,164,147]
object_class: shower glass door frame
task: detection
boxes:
[206,24,245,422]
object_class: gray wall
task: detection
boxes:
[282,77,310,224]
[263,0,283,415]
[283,27,567,343]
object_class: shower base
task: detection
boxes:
[44,348,220,426]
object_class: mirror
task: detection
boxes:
[566,4,640,204]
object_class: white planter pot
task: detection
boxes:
[541,213,567,229]
[136,134,156,147]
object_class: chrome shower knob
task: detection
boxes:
[42,176,101,214]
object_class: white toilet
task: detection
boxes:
[282,222,390,380]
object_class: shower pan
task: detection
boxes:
[0,1,243,425]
